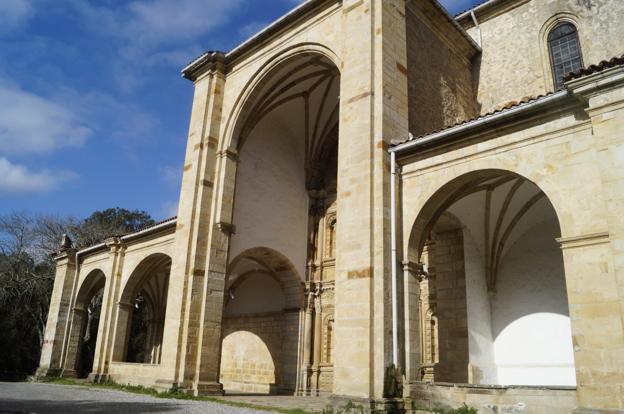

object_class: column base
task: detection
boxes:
[35,367,62,378]
[87,373,110,383]
[196,381,225,396]
[573,409,624,414]
[60,369,78,378]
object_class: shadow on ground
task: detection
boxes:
[0,398,182,414]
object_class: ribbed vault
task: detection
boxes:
[237,55,340,190]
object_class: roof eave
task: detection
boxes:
[181,0,336,81]
[390,90,571,155]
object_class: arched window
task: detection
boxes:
[548,22,583,89]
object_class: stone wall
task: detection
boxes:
[460,0,624,114]
[220,311,300,394]
[430,228,469,383]
[409,382,578,414]
[405,1,478,137]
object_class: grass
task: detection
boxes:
[36,376,315,414]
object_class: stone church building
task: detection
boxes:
[38,0,624,412]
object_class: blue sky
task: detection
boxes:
[0,0,479,220]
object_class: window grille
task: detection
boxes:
[548,23,583,89]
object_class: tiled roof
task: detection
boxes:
[76,216,178,254]
[118,215,177,239]
[565,54,624,82]
[391,92,558,147]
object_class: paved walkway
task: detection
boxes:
[220,394,329,413]
[0,382,328,414]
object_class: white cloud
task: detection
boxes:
[126,0,243,46]
[65,0,243,49]
[0,78,91,155]
[160,164,182,187]
[239,21,270,40]
[159,200,179,219]
[0,157,77,193]
[0,0,34,33]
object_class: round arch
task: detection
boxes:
[406,169,564,263]
[75,269,106,311]
[64,269,106,378]
[221,43,341,153]
[221,246,304,394]
[404,168,575,386]
[119,253,172,306]
[538,12,584,91]
[228,246,304,310]
[113,253,171,364]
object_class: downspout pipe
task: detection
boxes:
[390,150,399,368]
[470,10,482,48]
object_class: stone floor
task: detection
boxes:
[219,394,330,413]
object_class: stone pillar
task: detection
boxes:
[402,260,424,384]
[566,71,624,412]
[300,290,314,394]
[37,248,77,377]
[157,54,228,395]
[312,293,323,393]
[61,308,87,377]
[333,0,409,402]
[194,149,239,395]
[89,238,126,381]
[111,301,133,362]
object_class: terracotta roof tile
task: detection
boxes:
[564,54,624,82]
[392,92,557,147]
[119,216,177,238]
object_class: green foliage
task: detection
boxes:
[412,402,478,414]
[0,208,155,377]
[72,207,156,248]
[445,404,478,414]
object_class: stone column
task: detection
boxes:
[37,248,78,377]
[193,148,239,395]
[402,260,424,384]
[566,71,624,412]
[312,292,323,394]
[89,238,126,381]
[61,308,87,377]
[333,0,409,402]
[156,54,228,394]
[300,289,314,395]
[111,301,133,362]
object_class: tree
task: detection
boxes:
[72,208,155,248]
[0,208,156,376]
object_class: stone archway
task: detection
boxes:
[405,169,576,386]
[113,253,171,364]
[220,248,304,395]
[63,269,106,378]
[223,50,341,396]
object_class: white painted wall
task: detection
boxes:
[229,114,308,280]
[492,220,575,386]
[447,182,575,386]
[463,229,498,384]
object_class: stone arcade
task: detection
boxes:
[38,0,624,412]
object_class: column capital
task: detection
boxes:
[217,148,239,162]
[215,221,236,235]
[402,260,428,281]
[53,248,77,264]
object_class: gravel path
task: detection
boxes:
[0,382,278,414]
